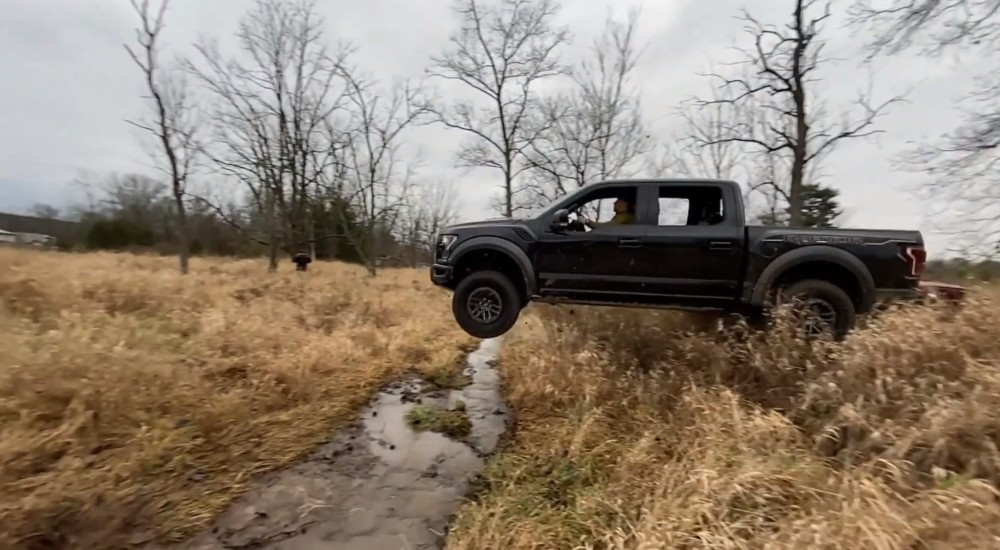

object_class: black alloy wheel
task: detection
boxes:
[467,287,503,324]
[452,270,523,339]
[776,279,856,341]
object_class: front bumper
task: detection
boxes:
[430,263,454,286]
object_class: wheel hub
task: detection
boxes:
[796,296,837,337]
[467,287,503,324]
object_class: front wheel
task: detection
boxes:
[452,270,523,339]
[775,279,856,341]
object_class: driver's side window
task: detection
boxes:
[562,186,639,232]
[568,197,613,225]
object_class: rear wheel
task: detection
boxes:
[452,270,522,339]
[776,279,856,341]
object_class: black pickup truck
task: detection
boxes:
[430,178,927,340]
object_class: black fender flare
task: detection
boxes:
[449,236,537,296]
[750,245,876,313]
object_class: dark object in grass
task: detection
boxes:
[293,252,312,272]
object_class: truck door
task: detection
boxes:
[638,183,744,307]
[534,184,650,299]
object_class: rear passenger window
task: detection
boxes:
[658,198,690,226]
[656,185,726,227]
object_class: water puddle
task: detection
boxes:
[169,337,507,550]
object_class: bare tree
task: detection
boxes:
[663,102,792,227]
[692,0,900,227]
[327,68,432,275]
[664,69,796,222]
[418,179,460,245]
[662,79,753,184]
[428,0,568,217]
[849,0,1000,257]
[125,0,199,273]
[523,8,649,212]
[397,180,461,266]
[186,0,345,271]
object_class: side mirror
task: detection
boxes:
[550,208,570,232]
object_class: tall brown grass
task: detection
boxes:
[8,247,1000,549]
[447,296,1000,549]
[0,249,471,549]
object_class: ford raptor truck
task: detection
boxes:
[430,178,927,340]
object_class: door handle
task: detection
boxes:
[618,238,642,248]
[709,240,734,251]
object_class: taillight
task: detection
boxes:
[905,245,926,278]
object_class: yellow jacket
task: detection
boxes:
[609,212,635,225]
[588,211,634,228]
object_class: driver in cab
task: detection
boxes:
[580,197,635,229]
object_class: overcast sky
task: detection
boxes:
[0,0,987,256]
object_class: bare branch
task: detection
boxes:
[428,0,569,217]
[522,8,650,212]
[185,0,348,271]
[686,0,901,227]
[394,180,461,266]
[322,64,432,274]
[848,0,1000,57]
[126,0,200,273]
[849,0,1000,257]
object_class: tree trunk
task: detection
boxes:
[266,187,279,272]
[173,191,190,274]
[789,0,808,228]
[307,206,316,260]
[367,224,378,277]
[503,156,514,218]
[789,152,805,227]
[268,241,279,272]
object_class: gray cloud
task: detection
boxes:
[0,0,988,256]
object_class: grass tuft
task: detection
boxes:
[424,351,473,390]
[406,403,473,438]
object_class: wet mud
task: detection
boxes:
[169,337,507,550]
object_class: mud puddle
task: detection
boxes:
[169,337,507,550]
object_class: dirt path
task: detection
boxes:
[167,337,507,550]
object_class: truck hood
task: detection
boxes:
[442,217,530,231]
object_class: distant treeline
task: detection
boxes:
[11,174,441,268]
[924,259,1000,284]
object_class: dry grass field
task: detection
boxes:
[6,247,1000,549]
[446,293,1000,548]
[0,248,472,549]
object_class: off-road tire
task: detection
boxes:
[452,270,522,339]
[778,279,856,341]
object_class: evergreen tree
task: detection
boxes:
[801,183,842,228]
[754,183,843,228]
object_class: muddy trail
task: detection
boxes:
[166,338,507,550]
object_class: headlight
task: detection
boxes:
[436,234,458,260]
